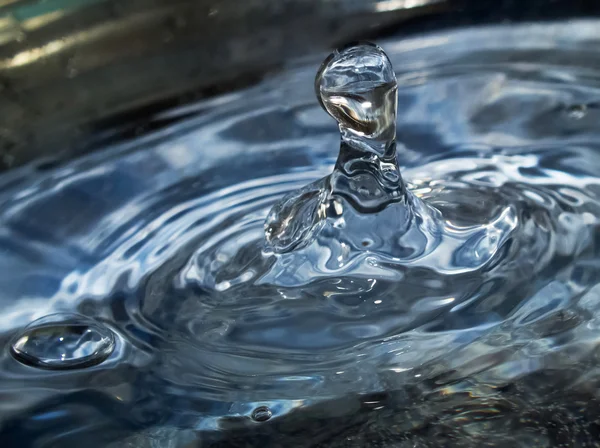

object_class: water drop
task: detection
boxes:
[315,42,398,157]
[265,43,406,254]
[10,314,115,370]
[251,406,273,422]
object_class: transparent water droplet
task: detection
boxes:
[315,42,398,156]
[251,406,272,422]
[10,314,115,370]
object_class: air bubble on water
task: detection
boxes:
[251,406,273,422]
[10,313,116,370]
[567,104,587,120]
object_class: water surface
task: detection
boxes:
[2,20,600,447]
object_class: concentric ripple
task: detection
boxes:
[2,19,600,447]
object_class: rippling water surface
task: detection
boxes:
[3,20,600,447]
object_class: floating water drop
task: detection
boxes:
[315,42,398,156]
[10,313,115,370]
[251,406,273,422]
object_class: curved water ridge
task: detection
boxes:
[2,19,600,447]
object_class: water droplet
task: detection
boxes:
[10,314,115,370]
[315,42,398,156]
[251,406,272,422]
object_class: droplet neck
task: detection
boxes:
[329,139,405,214]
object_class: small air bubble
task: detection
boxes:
[10,314,115,370]
[567,104,587,120]
[383,170,400,183]
[251,406,272,422]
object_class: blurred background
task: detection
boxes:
[0,0,599,171]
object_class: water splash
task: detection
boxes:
[2,20,600,447]
[265,43,406,254]
[262,43,520,286]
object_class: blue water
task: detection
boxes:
[2,20,600,447]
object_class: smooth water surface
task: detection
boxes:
[2,20,600,447]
